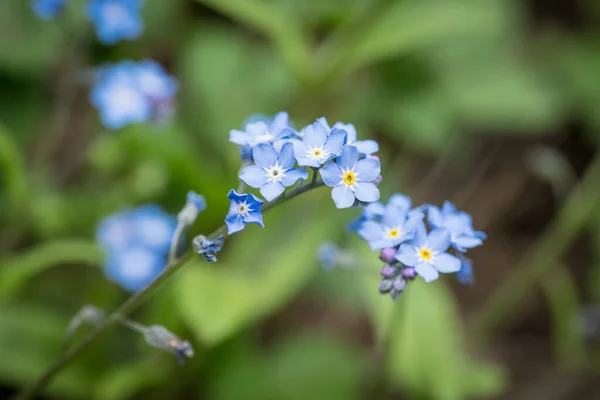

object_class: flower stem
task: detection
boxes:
[13,179,325,400]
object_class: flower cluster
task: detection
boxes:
[225,112,382,235]
[96,205,177,291]
[33,0,143,45]
[90,60,178,129]
[353,197,485,299]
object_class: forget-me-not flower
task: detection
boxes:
[332,121,379,155]
[87,0,143,45]
[291,120,346,167]
[130,205,178,254]
[320,145,381,209]
[319,243,339,271]
[347,193,413,232]
[239,143,308,201]
[193,235,224,262]
[225,190,265,235]
[358,203,423,250]
[427,201,486,252]
[229,112,293,148]
[456,256,474,285]
[104,246,165,292]
[32,0,66,19]
[395,223,461,283]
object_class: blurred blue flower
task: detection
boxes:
[318,243,339,271]
[456,255,474,285]
[104,246,165,292]
[239,143,307,201]
[90,60,177,129]
[395,223,461,283]
[229,112,293,148]
[225,190,265,235]
[348,193,413,232]
[290,120,346,167]
[193,235,224,263]
[96,211,136,252]
[331,121,379,155]
[186,191,206,214]
[320,145,381,208]
[358,203,422,250]
[32,0,66,19]
[130,205,178,254]
[427,201,486,252]
[87,0,143,45]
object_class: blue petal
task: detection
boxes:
[353,182,380,203]
[395,244,418,266]
[270,111,289,135]
[281,168,308,187]
[227,189,245,203]
[252,143,278,167]
[453,235,483,250]
[411,222,428,247]
[354,158,380,182]
[315,117,331,131]
[427,205,444,228]
[442,201,457,215]
[435,253,461,273]
[323,130,347,157]
[319,162,342,187]
[358,221,384,242]
[354,140,379,155]
[277,142,296,170]
[445,214,471,235]
[303,121,328,147]
[225,213,245,235]
[364,202,385,219]
[333,122,356,142]
[388,194,411,210]
[239,165,267,188]
[244,210,265,228]
[382,205,408,228]
[337,145,358,171]
[331,185,355,209]
[260,181,285,201]
[415,262,439,282]
[427,228,451,252]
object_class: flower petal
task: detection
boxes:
[434,253,461,273]
[229,129,249,146]
[442,201,457,215]
[427,228,451,252]
[244,210,265,228]
[260,181,285,201]
[415,262,440,282]
[358,220,384,242]
[411,221,427,247]
[427,205,444,228]
[239,165,267,188]
[269,111,289,135]
[453,235,483,250]
[225,214,245,235]
[303,121,328,147]
[281,168,308,187]
[333,122,356,143]
[354,140,379,155]
[388,194,411,210]
[353,182,380,203]
[323,129,347,156]
[364,202,385,219]
[331,185,355,209]
[277,142,296,170]
[320,162,342,187]
[354,158,380,182]
[337,145,358,171]
[252,143,278,167]
[395,244,418,266]
[382,204,408,228]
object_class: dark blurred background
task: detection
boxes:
[2,0,600,399]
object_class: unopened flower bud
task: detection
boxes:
[401,267,417,280]
[379,278,393,293]
[381,265,397,278]
[380,248,396,263]
[177,191,206,226]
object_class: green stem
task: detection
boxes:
[469,153,600,341]
[13,180,325,400]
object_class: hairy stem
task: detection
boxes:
[13,179,325,400]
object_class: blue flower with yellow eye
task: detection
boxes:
[358,204,423,250]
[229,112,293,148]
[347,193,413,232]
[87,0,143,45]
[290,119,346,167]
[427,201,486,252]
[320,145,381,209]
[225,190,265,235]
[32,0,66,19]
[331,121,379,155]
[239,143,308,201]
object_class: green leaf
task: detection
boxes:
[93,360,165,400]
[176,202,343,345]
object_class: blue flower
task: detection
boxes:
[318,243,339,271]
[225,190,265,235]
[290,120,346,167]
[427,201,486,252]
[331,121,379,155]
[32,0,65,19]
[347,193,413,232]
[239,143,308,201]
[87,0,143,45]
[193,235,224,262]
[186,191,206,214]
[134,60,178,101]
[320,145,381,209]
[395,223,461,283]
[456,256,474,285]
[229,112,293,148]
[96,211,136,252]
[358,203,423,250]
[104,246,165,292]
[130,205,178,254]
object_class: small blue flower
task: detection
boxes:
[347,193,412,232]
[87,0,143,45]
[186,191,206,214]
[104,246,165,292]
[229,112,293,148]
[320,145,381,209]
[318,243,339,271]
[331,121,379,155]
[427,201,486,252]
[290,120,346,167]
[32,0,66,19]
[358,203,423,250]
[456,256,474,285]
[130,205,178,254]
[193,235,224,262]
[96,211,136,252]
[134,60,178,101]
[395,223,461,283]
[239,143,308,201]
[225,190,265,235]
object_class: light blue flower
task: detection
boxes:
[134,60,178,101]
[130,205,177,254]
[358,203,423,250]
[225,190,265,235]
[32,0,65,19]
[320,145,380,208]
[348,193,413,232]
[332,121,379,155]
[290,120,346,167]
[456,256,474,285]
[193,235,224,262]
[318,243,339,271]
[427,201,486,252]
[186,191,206,214]
[229,112,293,148]
[87,0,143,45]
[395,223,461,283]
[104,246,165,292]
[96,210,136,252]
[239,143,308,201]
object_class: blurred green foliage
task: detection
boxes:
[2,0,600,398]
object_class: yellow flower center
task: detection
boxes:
[343,171,356,185]
[313,149,322,157]
[419,248,432,261]
[386,228,400,239]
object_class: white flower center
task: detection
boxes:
[265,163,284,182]
[254,133,273,143]
[237,202,249,215]
[305,145,330,163]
